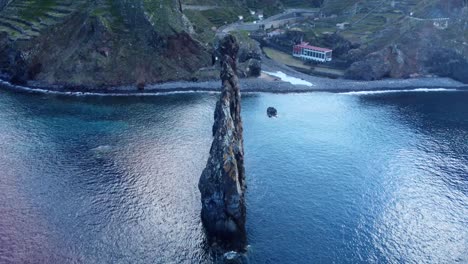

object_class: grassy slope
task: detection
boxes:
[0,0,211,87]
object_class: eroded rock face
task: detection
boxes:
[237,37,262,78]
[198,35,246,250]
[0,32,27,84]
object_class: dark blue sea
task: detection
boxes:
[0,88,467,263]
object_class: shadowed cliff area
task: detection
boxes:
[198,35,247,252]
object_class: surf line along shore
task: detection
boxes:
[1,64,467,96]
[198,34,247,252]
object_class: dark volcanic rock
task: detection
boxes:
[237,37,262,78]
[267,107,277,118]
[238,39,261,63]
[345,45,406,81]
[246,59,262,77]
[198,35,246,250]
[238,58,262,78]
[424,48,468,84]
[0,33,27,85]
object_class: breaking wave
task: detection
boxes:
[341,88,459,95]
[262,71,315,87]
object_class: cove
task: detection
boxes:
[0,89,467,263]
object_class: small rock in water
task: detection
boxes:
[267,107,277,118]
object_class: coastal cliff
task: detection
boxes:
[0,0,211,88]
[198,35,246,250]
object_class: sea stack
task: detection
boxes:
[198,35,246,250]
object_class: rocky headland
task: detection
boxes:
[198,35,247,251]
[0,0,211,88]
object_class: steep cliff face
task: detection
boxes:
[0,31,27,84]
[198,35,246,250]
[0,0,211,88]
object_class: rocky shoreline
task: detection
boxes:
[1,38,467,96]
[1,48,467,96]
[1,74,467,97]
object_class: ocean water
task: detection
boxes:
[0,88,466,263]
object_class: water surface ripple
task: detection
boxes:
[0,89,466,263]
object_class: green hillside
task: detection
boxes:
[0,0,466,87]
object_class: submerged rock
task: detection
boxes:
[267,107,277,118]
[198,35,246,250]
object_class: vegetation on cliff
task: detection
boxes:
[0,0,210,88]
[264,0,468,83]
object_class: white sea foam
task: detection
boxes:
[0,79,219,97]
[262,71,314,87]
[90,145,114,154]
[341,88,458,95]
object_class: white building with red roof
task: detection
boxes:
[293,42,333,62]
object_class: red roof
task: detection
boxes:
[295,42,332,52]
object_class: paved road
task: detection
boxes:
[218,8,319,35]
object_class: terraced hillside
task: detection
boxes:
[0,0,88,41]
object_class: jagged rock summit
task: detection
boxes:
[198,34,246,250]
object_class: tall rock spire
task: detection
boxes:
[198,34,246,250]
